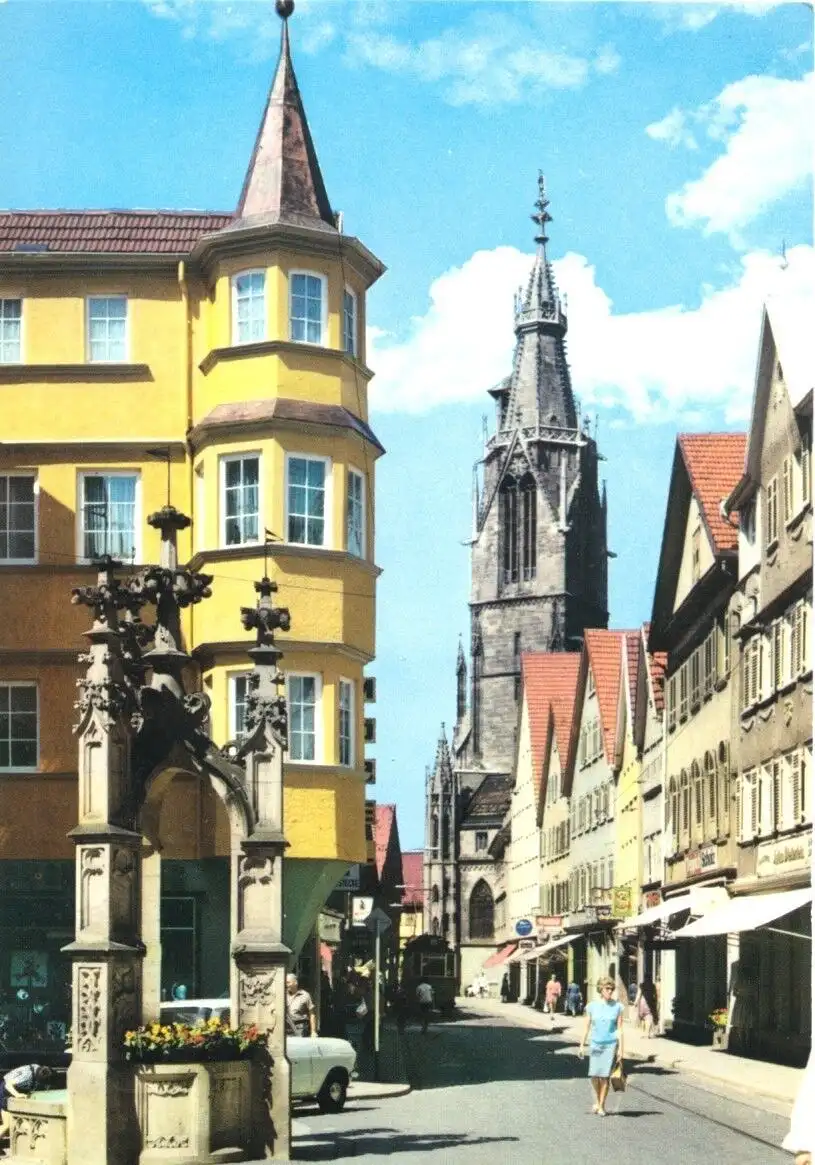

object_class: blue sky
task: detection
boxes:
[1,0,812,850]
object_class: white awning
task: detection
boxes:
[674,886,813,938]
[621,886,728,929]
[516,935,576,962]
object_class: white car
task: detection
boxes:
[158,999,357,1113]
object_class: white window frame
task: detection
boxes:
[219,452,261,549]
[86,295,128,363]
[228,671,251,742]
[77,471,141,563]
[342,287,357,357]
[338,677,354,768]
[289,270,327,347]
[0,297,23,364]
[0,472,38,564]
[231,270,266,345]
[285,453,332,549]
[286,672,322,764]
[346,467,365,558]
[0,681,39,772]
[782,456,795,526]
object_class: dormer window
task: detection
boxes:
[232,271,266,344]
[290,272,325,345]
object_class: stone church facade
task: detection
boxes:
[425,178,610,987]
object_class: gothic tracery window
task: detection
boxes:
[500,472,537,584]
[469,879,494,939]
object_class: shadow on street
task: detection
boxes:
[295,1130,520,1161]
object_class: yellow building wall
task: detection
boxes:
[614,727,642,911]
[0,233,379,883]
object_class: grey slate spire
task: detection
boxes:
[504,175,576,432]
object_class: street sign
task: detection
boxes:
[364,907,392,935]
[352,896,374,925]
[337,864,361,892]
[515,918,533,937]
[518,938,536,950]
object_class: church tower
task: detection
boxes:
[423,725,458,946]
[461,176,608,779]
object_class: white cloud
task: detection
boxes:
[369,243,814,425]
[653,73,814,238]
[344,26,610,105]
[649,1,788,33]
[646,108,698,149]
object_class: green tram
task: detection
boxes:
[401,933,458,1014]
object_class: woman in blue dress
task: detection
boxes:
[578,977,624,1116]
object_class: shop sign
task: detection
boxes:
[611,886,632,919]
[568,907,605,927]
[756,833,812,879]
[643,891,662,909]
[686,844,717,878]
[319,913,342,943]
[351,896,374,925]
[518,938,536,950]
[515,918,534,937]
[535,915,563,931]
[591,887,612,906]
[336,864,361,892]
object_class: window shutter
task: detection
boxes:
[791,751,802,825]
[802,441,811,507]
[735,777,743,841]
[679,665,688,720]
[802,602,811,673]
[783,457,794,524]
[750,772,759,837]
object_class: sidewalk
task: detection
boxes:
[464,996,803,1109]
[348,1021,411,1099]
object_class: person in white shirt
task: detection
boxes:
[782,1049,814,1165]
[416,981,434,1034]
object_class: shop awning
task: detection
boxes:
[674,886,813,938]
[620,886,728,929]
[509,935,576,963]
[483,942,517,969]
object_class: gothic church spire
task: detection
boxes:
[236,0,336,229]
[504,174,576,433]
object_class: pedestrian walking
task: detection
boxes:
[782,1047,814,1165]
[565,980,583,1017]
[578,976,624,1117]
[500,973,510,1004]
[285,973,317,1038]
[416,980,434,1034]
[0,1065,52,1140]
[634,979,658,1038]
[544,973,562,1024]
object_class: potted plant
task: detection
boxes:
[126,1019,265,1163]
[708,1008,729,1050]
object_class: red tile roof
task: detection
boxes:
[401,851,424,908]
[642,623,667,713]
[624,632,640,715]
[374,804,397,881]
[585,629,637,765]
[678,433,746,554]
[0,210,234,255]
[522,652,581,809]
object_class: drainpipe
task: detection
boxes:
[178,261,195,647]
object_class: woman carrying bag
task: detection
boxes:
[578,976,624,1116]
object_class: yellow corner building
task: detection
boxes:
[0,14,383,1024]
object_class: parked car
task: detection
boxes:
[158,999,356,1113]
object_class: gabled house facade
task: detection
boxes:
[720,298,812,1064]
[507,652,580,1003]
[613,631,644,998]
[563,629,630,998]
[650,433,746,1039]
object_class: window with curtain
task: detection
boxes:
[87,296,127,362]
[80,473,137,560]
[287,456,327,546]
[289,272,325,344]
[338,679,353,766]
[346,470,364,557]
[0,298,22,363]
[288,674,319,762]
[232,271,266,344]
[221,454,259,546]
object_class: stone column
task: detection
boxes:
[233,577,292,1160]
[65,559,143,1165]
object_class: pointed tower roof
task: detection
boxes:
[503,174,577,433]
[456,638,467,674]
[434,724,453,782]
[236,1,336,232]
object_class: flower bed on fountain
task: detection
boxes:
[127,1020,265,1164]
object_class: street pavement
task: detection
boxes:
[291,1005,793,1163]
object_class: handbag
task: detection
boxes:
[610,1057,627,1093]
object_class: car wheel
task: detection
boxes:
[317,1068,348,1113]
